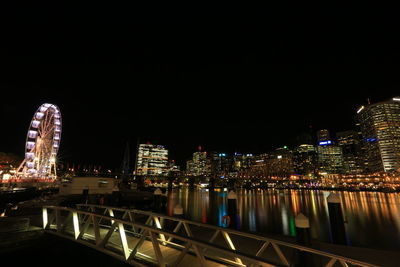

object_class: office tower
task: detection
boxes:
[269,146,294,178]
[317,141,344,174]
[136,143,169,176]
[208,152,232,177]
[186,148,209,176]
[357,97,400,173]
[336,130,363,174]
[232,153,254,171]
[293,144,318,176]
[186,160,195,175]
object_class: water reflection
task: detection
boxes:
[166,188,400,250]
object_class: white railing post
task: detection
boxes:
[153,216,166,244]
[118,222,130,260]
[42,207,48,229]
[221,230,243,265]
[149,231,166,267]
[108,208,115,225]
[72,211,80,239]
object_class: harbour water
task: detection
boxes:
[165,188,400,251]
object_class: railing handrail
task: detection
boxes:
[73,204,377,267]
[43,205,279,267]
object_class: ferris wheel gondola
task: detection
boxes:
[16,103,62,179]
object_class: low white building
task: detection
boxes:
[59,177,118,195]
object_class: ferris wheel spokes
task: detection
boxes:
[16,103,62,180]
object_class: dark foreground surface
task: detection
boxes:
[1,233,129,267]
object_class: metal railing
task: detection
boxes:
[42,204,377,267]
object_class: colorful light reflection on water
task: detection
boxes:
[166,188,400,250]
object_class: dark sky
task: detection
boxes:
[1,5,400,169]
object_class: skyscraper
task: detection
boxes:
[209,152,232,177]
[317,144,344,174]
[336,130,363,174]
[357,98,400,173]
[293,144,318,176]
[269,146,294,178]
[186,149,209,176]
[316,130,343,174]
[232,153,254,171]
[135,143,169,176]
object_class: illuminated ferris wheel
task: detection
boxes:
[16,103,62,179]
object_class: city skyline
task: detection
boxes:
[2,95,400,170]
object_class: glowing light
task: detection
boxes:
[393,98,400,101]
[72,212,80,239]
[35,112,44,119]
[26,162,34,168]
[118,223,130,259]
[31,120,40,128]
[26,141,35,149]
[28,130,38,138]
[42,208,48,229]
[357,106,364,113]
[319,140,332,146]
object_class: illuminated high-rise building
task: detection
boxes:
[269,146,294,178]
[316,131,343,174]
[317,145,343,174]
[208,152,233,177]
[232,153,254,171]
[357,98,400,173]
[293,144,318,176]
[336,130,364,174]
[136,143,169,176]
[186,146,211,176]
[187,151,209,176]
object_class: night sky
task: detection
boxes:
[1,5,400,169]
